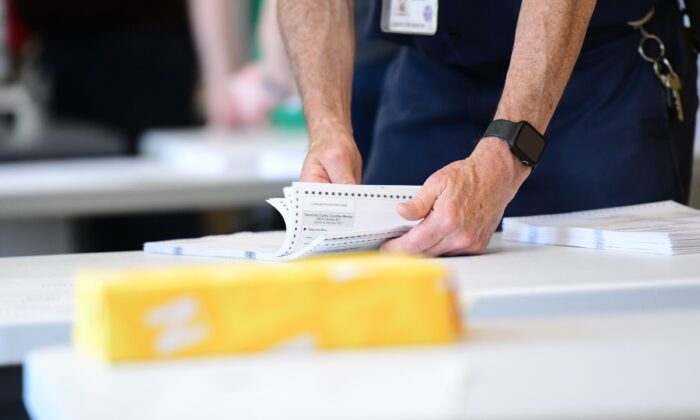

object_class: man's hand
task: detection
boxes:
[381,0,596,256]
[299,125,362,184]
[279,0,357,184]
[381,138,530,256]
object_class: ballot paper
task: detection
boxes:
[145,182,420,260]
[502,200,700,255]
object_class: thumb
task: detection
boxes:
[397,183,441,221]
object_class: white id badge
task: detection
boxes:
[381,0,438,35]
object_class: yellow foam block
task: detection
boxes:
[74,254,462,362]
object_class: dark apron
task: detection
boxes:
[362,0,697,216]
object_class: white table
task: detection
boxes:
[3,128,698,258]
[0,128,307,257]
[3,234,700,366]
[23,309,700,420]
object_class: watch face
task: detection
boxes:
[516,123,546,163]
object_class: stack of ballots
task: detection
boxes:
[502,200,700,255]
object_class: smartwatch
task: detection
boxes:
[482,119,547,168]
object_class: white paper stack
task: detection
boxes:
[145,182,420,261]
[502,201,700,255]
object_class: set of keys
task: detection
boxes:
[654,57,685,122]
[628,8,685,122]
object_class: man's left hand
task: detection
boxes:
[381,138,531,256]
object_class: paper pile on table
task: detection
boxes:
[145,182,419,260]
[502,200,700,255]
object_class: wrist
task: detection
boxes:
[494,110,548,137]
[473,137,531,190]
[306,113,353,145]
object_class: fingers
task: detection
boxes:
[420,236,458,257]
[299,172,331,183]
[397,178,443,221]
[385,226,488,257]
[382,173,447,254]
[326,164,359,184]
[323,150,360,184]
[385,157,505,257]
[383,186,489,257]
[422,232,486,257]
[299,158,332,183]
[380,212,445,254]
[299,133,361,185]
[299,156,356,184]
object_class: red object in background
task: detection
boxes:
[6,0,31,54]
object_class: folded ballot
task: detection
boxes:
[74,255,461,362]
[145,182,420,260]
[502,200,700,255]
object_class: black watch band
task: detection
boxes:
[482,119,546,168]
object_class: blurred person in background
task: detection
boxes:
[190,0,291,128]
[13,0,254,252]
[192,0,399,168]
[7,0,397,252]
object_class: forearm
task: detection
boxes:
[495,0,596,134]
[278,0,355,137]
[476,0,596,187]
[258,0,294,92]
[188,0,246,86]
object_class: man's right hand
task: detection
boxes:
[299,126,362,184]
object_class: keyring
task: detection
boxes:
[627,8,655,29]
[638,33,666,63]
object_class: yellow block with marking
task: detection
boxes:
[74,255,462,362]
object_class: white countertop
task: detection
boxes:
[0,128,307,218]
[3,234,700,365]
[24,309,700,420]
